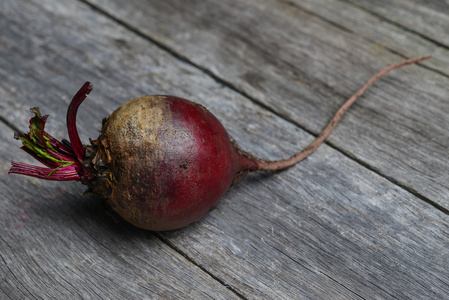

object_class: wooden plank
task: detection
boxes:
[1,0,448,299]
[85,0,449,211]
[344,0,449,48]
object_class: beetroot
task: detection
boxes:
[9,55,430,231]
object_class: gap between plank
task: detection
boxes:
[280,0,355,34]
[268,241,368,299]
[340,0,449,51]
[278,0,449,79]
[154,233,248,300]
[284,0,449,59]
[0,115,21,134]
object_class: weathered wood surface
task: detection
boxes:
[0,0,448,299]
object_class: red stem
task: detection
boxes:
[248,54,432,171]
[9,162,80,181]
[66,82,93,162]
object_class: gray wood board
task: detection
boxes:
[1,0,448,299]
[345,0,449,49]
[86,0,449,211]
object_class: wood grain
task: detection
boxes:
[1,0,448,299]
[346,0,449,48]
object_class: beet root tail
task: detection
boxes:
[242,54,432,172]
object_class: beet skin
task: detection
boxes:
[89,96,252,231]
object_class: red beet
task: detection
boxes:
[9,55,430,231]
[89,95,256,230]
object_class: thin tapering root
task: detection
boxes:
[252,54,432,171]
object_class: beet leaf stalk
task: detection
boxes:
[9,83,94,183]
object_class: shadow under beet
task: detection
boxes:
[23,183,156,241]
